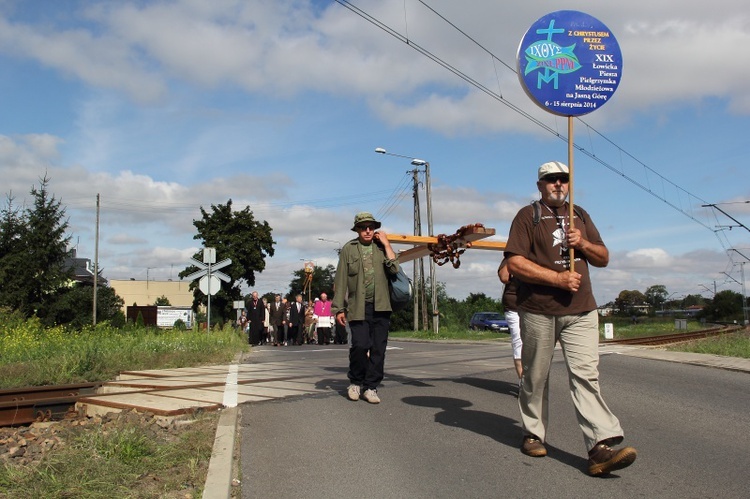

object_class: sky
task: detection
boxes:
[1,0,748,307]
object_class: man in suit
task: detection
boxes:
[269,294,286,346]
[246,291,264,346]
[288,294,305,345]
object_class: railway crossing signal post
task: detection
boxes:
[184,248,231,332]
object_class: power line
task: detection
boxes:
[334,0,742,270]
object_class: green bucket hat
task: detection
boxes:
[351,212,382,231]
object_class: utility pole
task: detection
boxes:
[410,168,428,331]
[93,193,100,326]
[375,147,438,333]
[740,262,748,325]
[413,159,438,334]
[729,249,749,325]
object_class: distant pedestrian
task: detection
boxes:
[262,298,271,345]
[269,294,285,346]
[313,292,334,345]
[237,309,249,339]
[247,291,264,346]
[288,294,305,345]
[304,302,316,343]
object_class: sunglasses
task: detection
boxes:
[356,224,377,231]
[542,174,569,184]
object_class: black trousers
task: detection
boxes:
[334,323,348,344]
[290,323,303,345]
[317,327,331,345]
[348,303,390,391]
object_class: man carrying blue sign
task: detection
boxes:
[504,161,637,476]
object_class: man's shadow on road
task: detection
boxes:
[401,393,588,474]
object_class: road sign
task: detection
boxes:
[517,10,623,117]
[203,247,216,264]
[184,257,232,282]
[199,275,221,296]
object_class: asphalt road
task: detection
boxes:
[239,340,750,498]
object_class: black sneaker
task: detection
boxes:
[588,443,637,476]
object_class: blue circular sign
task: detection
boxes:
[517,10,623,116]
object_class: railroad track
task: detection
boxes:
[603,324,744,346]
[0,382,101,427]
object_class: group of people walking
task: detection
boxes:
[235,161,638,477]
[330,160,637,477]
[239,291,347,347]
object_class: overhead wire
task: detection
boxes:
[334,0,745,281]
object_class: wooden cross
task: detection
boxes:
[386,225,506,264]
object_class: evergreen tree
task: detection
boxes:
[0,193,28,311]
[0,176,71,317]
[24,175,72,315]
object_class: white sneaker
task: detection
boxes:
[362,388,380,404]
[347,384,361,401]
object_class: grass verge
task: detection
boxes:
[669,330,750,358]
[0,311,249,389]
[0,411,218,499]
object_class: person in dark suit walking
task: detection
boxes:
[288,294,305,345]
[246,291,264,346]
[269,294,286,346]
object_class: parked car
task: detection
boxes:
[469,312,509,332]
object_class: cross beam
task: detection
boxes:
[387,225,506,263]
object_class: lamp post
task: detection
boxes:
[318,238,341,255]
[375,147,439,334]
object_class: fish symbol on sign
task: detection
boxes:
[524,41,581,76]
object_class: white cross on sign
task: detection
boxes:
[184,257,232,282]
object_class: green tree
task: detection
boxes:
[287,264,335,302]
[39,284,125,329]
[0,176,72,317]
[644,284,668,310]
[0,193,27,311]
[614,289,647,315]
[682,294,706,308]
[180,200,275,322]
[154,295,171,306]
[701,290,743,322]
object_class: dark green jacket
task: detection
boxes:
[332,238,400,321]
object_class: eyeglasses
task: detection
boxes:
[542,175,569,184]
[356,224,376,231]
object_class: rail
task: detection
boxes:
[603,324,743,346]
[0,382,101,427]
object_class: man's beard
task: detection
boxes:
[545,191,567,207]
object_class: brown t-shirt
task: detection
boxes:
[504,202,601,315]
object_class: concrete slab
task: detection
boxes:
[77,391,221,417]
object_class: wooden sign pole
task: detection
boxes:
[568,116,575,273]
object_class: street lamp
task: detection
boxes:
[375,147,439,334]
[318,238,341,251]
